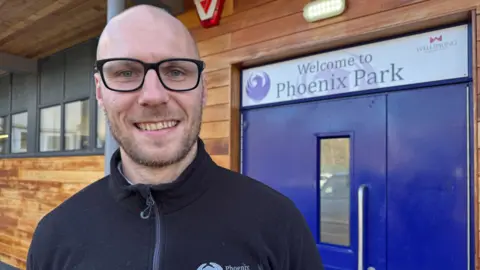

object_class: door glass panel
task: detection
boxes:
[319,137,351,246]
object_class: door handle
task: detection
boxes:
[358,184,367,270]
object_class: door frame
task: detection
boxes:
[234,21,476,270]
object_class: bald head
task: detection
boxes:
[97,4,199,60]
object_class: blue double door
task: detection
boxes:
[242,83,470,270]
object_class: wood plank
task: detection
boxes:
[0,0,50,27]
[0,156,104,171]
[0,0,104,51]
[204,137,229,155]
[477,94,480,121]
[198,33,232,57]
[177,9,202,29]
[0,254,24,270]
[18,169,103,183]
[201,0,428,62]
[183,0,196,11]
[201,0,475,73]
[31,25,104,58]
[477,41,480,68]
[200,121,230,139]
[0,0,79,41]
[202,104,231,122]
[477,14,480,40]
[204,68,231,88]
[0,155,104,269]
[190,0,305,42]
[25,15,105,58]
[211,154,230,168]
[206,86,230,106]
[229,66,241,172]
[235,0,276,13]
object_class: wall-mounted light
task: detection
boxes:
[0,134,8,139]
[303,0,346,23]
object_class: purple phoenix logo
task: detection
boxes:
[245,71,271,101]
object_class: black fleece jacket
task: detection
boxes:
[26,139,324,270]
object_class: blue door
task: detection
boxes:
[241,83,469,270]
[242,94,388,270]
[386,83,468,270]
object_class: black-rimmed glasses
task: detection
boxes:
[94,58,205,92]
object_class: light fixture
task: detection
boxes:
[303,0,346,23]
[0,134,8,139]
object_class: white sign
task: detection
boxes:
[241,24,469,108]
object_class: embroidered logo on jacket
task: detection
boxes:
[197,262,223,270]
[197,262,253,270]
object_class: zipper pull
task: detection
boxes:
[140,192,155,219]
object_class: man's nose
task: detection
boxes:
[138,70,170,105]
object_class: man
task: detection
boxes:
[26,4,324,270]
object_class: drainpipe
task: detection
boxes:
[104,0,125,175]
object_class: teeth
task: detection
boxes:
[137,121,177,131]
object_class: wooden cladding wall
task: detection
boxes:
[0,0,479,269]
[181,0,480,171]
[0,156,104,269]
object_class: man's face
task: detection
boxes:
[94,21,205,167]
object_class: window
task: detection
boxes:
[65,100,89,151]
[319,137,351,246]
[38,99,94,153]
[39,105,61,152]
[0,116,9,154]
[11,112,28,153]
[0,38,105,157]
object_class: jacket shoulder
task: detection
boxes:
[212,165,300,216]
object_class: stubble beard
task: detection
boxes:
[105,105,202,168]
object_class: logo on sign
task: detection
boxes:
[429,35,442,43]
[197,262,223,270]
[194,0,226,28]
[417,33,457,53]
[245,71,271,102]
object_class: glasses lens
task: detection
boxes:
[101,59,201,91]
[158,60,200,91]
[102,60,144,91]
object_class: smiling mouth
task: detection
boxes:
[135,121,179,131]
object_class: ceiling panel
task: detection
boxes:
[0,0,188,60]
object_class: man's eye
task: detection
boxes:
[119,70,133,77]
[168,69,184,76]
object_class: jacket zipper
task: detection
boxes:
[140,191,162,270]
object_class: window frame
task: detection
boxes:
[0,40,105,158]
[32,94,104,157]
[38,104,62,153]
[316,133,353,247]
[10,110,29,154]
[0,114,10,155]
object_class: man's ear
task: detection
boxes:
[94,73,105,109]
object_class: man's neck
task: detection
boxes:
[120,143,198,185]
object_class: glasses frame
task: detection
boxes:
[94,57,206,92]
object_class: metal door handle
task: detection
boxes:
[358,184,367,270]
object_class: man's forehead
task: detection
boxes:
[97,5,198,60]
[100,31,196,60]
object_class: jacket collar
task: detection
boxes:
[108,138,216,215]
